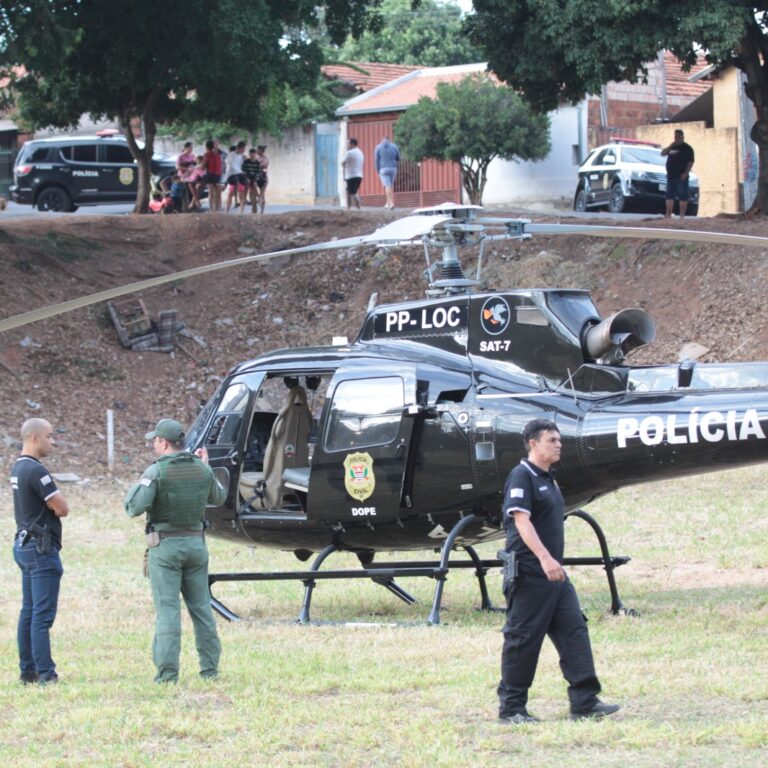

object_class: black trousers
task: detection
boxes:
[498,572,601,716]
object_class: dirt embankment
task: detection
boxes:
[1,209,767,479]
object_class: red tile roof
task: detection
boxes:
[664,51,711,99]
[337,63,488,116]
[322,62,419,94]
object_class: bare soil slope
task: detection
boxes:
[1,209,767,478]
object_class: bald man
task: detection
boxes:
[11,418,69,684]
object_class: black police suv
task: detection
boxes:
[10,134,176,212]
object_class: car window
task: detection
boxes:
[103,145,135,164]
[18,145,49,163]
[593,149,611,165]
[60,144,98,162]
[622,147,666,166]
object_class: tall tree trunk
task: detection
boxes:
[739,20,768,214]
[461,164,481,204]
[122,120,152,214]
[134,150,153,214]
[121,88,160,214]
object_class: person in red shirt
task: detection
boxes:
[202,139,223,212]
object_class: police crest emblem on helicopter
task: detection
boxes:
[343,452,376,502]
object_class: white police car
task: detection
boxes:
[573,139,699,216]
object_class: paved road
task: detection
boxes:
[0,199,664,221]
[0,200,342,219]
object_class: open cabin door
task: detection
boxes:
[307,363,418,524]
[194,373,265,513]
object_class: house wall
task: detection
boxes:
[637,121,740,216]
[481,103,587,206]
[713,67,741,130]
[157,126,318,205]
[252,126,316,205]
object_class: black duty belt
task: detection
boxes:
[158,529,204,539]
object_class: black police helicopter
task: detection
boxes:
[4,204,768,623]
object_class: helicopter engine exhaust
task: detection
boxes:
[583,308,656,364]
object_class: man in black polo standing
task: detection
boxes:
[661,129,695,220]
[11,418,70,685]
[497,418,619,723]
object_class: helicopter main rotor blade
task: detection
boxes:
[0,234,370,334]
[524,223,768,249]
[0,215,463,334]
[4,208,768,334]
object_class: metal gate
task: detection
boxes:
[315,129,339,200]
[348,117,461,208]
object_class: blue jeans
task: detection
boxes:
[13,540,63,681]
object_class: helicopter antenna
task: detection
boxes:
[475,235,487,283]
[422,239,435,284]
[565,367,579,405]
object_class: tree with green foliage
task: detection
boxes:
[338,0,481,67]
[394,75,551,204]
[0,0,377,212]
[466,1,768,214]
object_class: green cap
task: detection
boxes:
[145,418,185,442]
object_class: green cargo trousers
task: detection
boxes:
[147,536,221,683]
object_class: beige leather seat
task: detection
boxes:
[239,385,312,510]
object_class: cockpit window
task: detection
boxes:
[688,362,768,389]
[205,382,249,446]
[324,377,404,451]
[217,382,249,412]
[561,361,768,397]
[559,365,628,395]
[546,293,600,337]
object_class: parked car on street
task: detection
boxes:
[10,133,176,212]
[573,139,699,216]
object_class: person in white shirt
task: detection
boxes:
[341,138,364,210]
[225,141,248,213]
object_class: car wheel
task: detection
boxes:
[36,187,74,212]
[687,203,698,217]
[574,188,588,212]
[608,183,625,213]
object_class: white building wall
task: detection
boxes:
[253,126,316,205]
[480,102,587,206]
[156,126,317,205]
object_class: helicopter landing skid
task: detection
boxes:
[208,510,633,624]
[207,514,502,624]
[564,509,636,617]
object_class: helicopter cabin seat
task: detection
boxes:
[282,466,310,493]
[239,384,312,510]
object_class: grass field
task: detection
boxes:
[1,466,767,767]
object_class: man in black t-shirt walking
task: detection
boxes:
[661,129,695,220]
[10,418,69,684]
[497,418,619,723]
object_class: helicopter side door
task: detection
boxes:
[195,374,265,515]
[307,363,418,524]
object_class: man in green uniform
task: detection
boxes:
[125,418,227,683]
